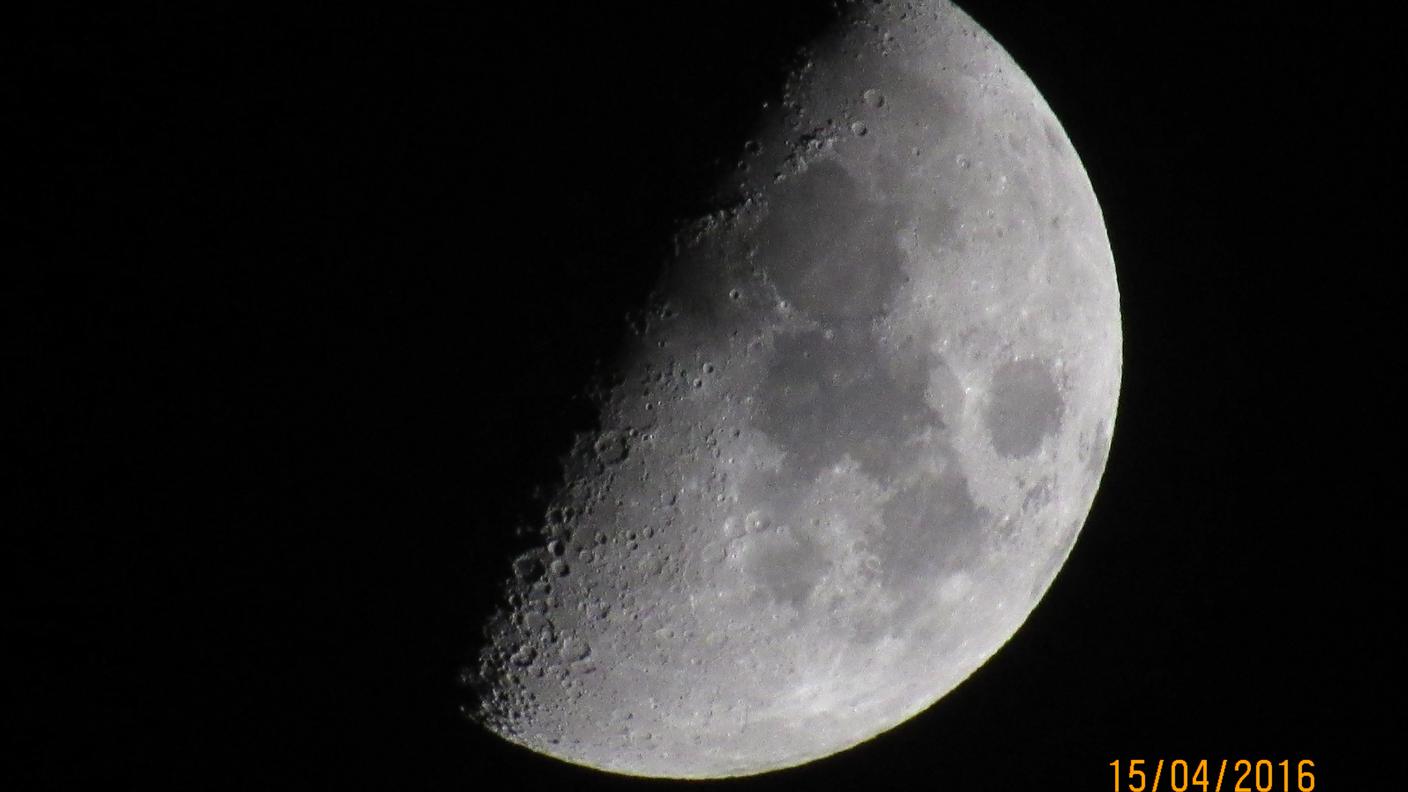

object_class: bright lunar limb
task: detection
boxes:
[467,0,1120,778]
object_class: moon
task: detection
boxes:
[466,0,1120,778]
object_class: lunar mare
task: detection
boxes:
[468,0,1120,778]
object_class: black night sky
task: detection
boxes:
[13,1,1395,789]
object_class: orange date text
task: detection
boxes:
[1109,759,1315,792]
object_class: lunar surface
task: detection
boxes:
[466,0,1120,778]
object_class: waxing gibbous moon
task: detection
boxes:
[467,0,1120,778]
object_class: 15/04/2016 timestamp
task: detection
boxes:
[1110,759,1315,792]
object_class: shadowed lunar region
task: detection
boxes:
[466,0,1121,778]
